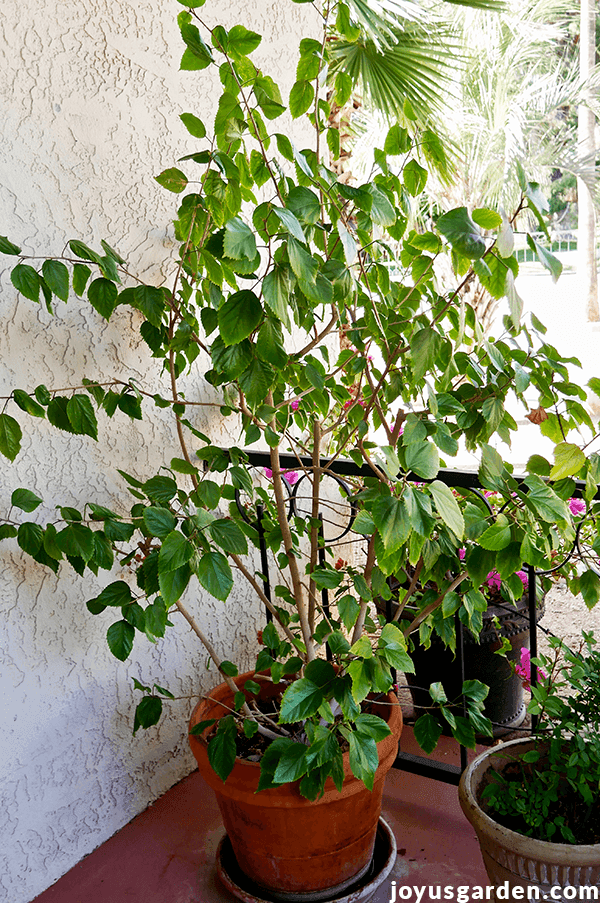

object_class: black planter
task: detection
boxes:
[404,596,545,738]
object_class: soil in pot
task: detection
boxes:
[189,671,402,900]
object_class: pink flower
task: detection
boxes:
[458,548,466,560]
[485,570,502,591]
[568,498,586,517]
[264,468,299,486]
[515,647,546,690]
[290,399,300,411]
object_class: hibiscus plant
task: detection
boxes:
[1,0,600,797]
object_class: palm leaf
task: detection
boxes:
[329,28,464,121]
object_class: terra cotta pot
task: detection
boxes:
[189,670,402,900]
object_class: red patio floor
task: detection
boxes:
[32,727,490,903]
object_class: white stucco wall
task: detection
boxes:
[0,3,318,901]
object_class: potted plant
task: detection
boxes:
[1,0,600,898]
[396,489,550,737]
[398,562,546,737]
[459,631,600,894]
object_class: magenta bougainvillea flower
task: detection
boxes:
[290,399,300,411]
[264,468,300,485]
[485,570,502,591]
[515,647,546,690]
[568,497,586,517]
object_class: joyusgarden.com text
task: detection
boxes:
[388,883,599,902]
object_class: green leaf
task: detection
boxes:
[384,124,410,156]
[134,285,165,327]
[579,570,600,609]
[228,24,262,57]
[159,530,194,572]
[437,208,485,260]
[372,496,411,553]
[196,550,234,601]
[287,235,318,284]
[158,563,191,605]
[338,594,360,631]
[219,660,238,677]
[368,187,396,226]
[223,217,257,260]
[549,443,586,481]
[348,731,378,791]
[279,679,324,722]
[478,516,511,551]
[92,581,134,608]
[56,523,96,561]
[155,167,188,193]
[0,236,21,255]
[413,712,443,754]
[207,716,237,783]
[107,620,135,661]
[133,696,163,733]
[72,263,92,297]
[69,240,101,263]
[523,474,568,523]
[143,475,178,503]
[179,112,206,138]
[143,507,177,539]
[11,264,40,301]
[0,414,22,461]
[12,389,46,418]
[289,80,314,118]
[209,518,248,555]
[88,278,118,319]
[41,259,69,302]
[526,235,562,283]
[262,267,291,328]
[218,290,262,345]
[472,208,502,230]
[287,186,321,225]
[17,522,44,556]
[403,160,427,197]
[67,395,98,439]
[11,488,43,512]
[404,441,440,480]
[410,327,442,381]
[273,743,309,783]
[272,206,306,243]
[429,480,464,539]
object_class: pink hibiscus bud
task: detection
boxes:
[568,498,586,517]
[485,570,502,591]
[290,399,300,411]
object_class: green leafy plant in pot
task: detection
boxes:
[2,0,600,898]
[459,632,600,896]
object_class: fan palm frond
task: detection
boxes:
[329,26,464,121]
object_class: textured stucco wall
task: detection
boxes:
[0,2,318,901]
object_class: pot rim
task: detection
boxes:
[459,736,600,860]
[189,669,402,783]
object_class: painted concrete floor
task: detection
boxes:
[32,728,489,903]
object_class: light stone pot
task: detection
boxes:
[459,738,600,901]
